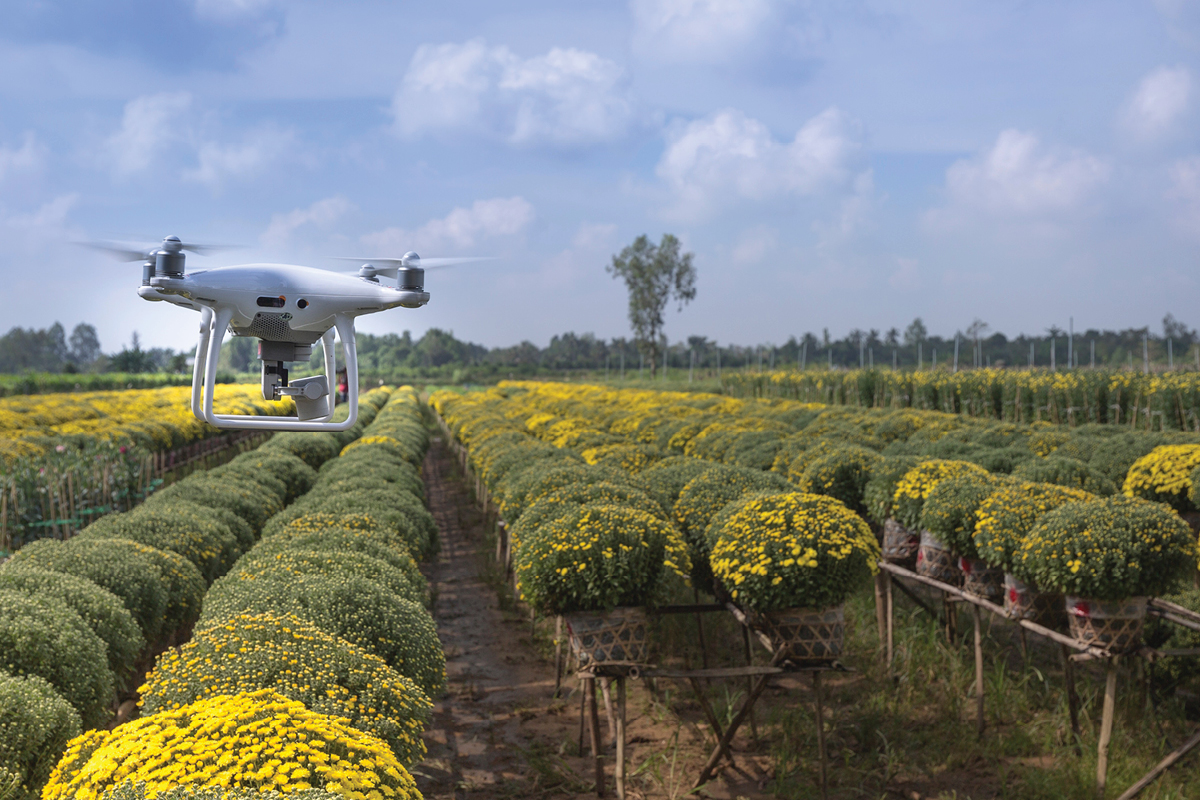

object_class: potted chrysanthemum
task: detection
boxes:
[1019,496,1198,652]
[708,492,880,662]
[513,503,690,665]
[893,460,990,584]
[974,481,1092,625]
[918,472,1008,600]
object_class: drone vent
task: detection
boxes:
[244,312,292,341]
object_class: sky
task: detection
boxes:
[1,0,1199,353]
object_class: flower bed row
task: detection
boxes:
[38,385,443,800]
[433,383,1200,658]
[0,387,415,800]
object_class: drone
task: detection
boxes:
[86,235,482,432]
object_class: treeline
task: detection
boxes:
[6,314,1198,382]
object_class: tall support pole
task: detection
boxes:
[885,572,895,675]
[874,573,888,651]
[553,615,564,698]
[1097,661,1118,798]
[615,677,627,800]
[741,626,759,741]
[587,676,605,797]
[814,671,829,800]
[1062,644,1083,756]
[973,604,985,739]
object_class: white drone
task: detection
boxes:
[87,236,482,432]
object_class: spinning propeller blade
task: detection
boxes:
[76,236,241,262]
[332,254,493,271]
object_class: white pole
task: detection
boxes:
[1051,335,1056,372]
[1068,317,1073,370]
[953,336,959,373]
[1169,338,1174,370]
[1090,340,1094,369]
[918,342,923,369]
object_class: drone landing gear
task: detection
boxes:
[192,306,359,432]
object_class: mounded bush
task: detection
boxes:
[0,590,113,729]
[6,538,170,642]
[1123,444,1200,512]
[514,504,691,615]
[141,613,431,767]
[43,690,418,800]
[149,473,283,535]
[974,481,1094,574]
[92,784,344,800]
[227,548,426,607]
[891,459,990,531]
[258,431,340,470]
[0,669,81,800]
[709,492,879,612]
[79,500,242,584]
[225,450,317,503]
[797,445,884,516]
[862,455,924,526]
[919,472,1008,560]
[198,572,445,697]
[1012,455,1116,497]
[639,456,713,517]
[0,567,144,680]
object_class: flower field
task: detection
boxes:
[722,367,1200,430]
[0,385,294,553]
[0,385,447,800]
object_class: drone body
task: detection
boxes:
[106,235,443,432]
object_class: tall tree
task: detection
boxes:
[607,234,696,376]
[68,323,102,367]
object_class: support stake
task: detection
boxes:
[1097,660,1118,798]
[615,677,627,800]
[973,603,985,739]
[814,671,829,800]
[587,677,605,797]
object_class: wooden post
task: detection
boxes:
[874,573,887,651]
[600,678,617,743]
[694,668,776,788]
[694,587,711,672]
[578,679,587,755]
[885,571,895,675]
[1062,644,1083,756]
[741,625,759,741]
[944,592,958,642]
[615,677,627,800]
[587,677,605,797]
[1098,660,1118,797]
[814,671,829,800]
[495,520,506,565]
[1115,727,1200,800]
[553,615,564,698]
[973,603,985,739]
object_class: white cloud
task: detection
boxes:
[572,222,618,250]
[105,92,192,177]
[194,0,279,19]
[0,133,45,180]
[393,39,632,145]
[630,0,774,62]
[261,195,353,249]
[731,224,777,265]
[656,107,857,220]
[933,129,1109,220]
[362,196,535,254]
[1122,66,1191,141]
[1168,156,1200,239]
[184,128,295,189]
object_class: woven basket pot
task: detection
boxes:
[759,605,845,663]
[916,531,961,585]
[1004,574,1066,628]
[882,518,920,568]
[958,557,1004,601]
[564,606,648,665]
[1066,596,1147,653]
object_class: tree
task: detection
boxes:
[68,323,101,367]
[903,318,927,348]
[109,331,157,373]
[1164,313,1194,344]
[607,234,696,375]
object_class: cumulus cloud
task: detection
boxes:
[183,127,296,189]
[630,0,774,61]
[0,133,45,180]
[261,195,353,249]
[393,39,633,146]
[105,92,192,177]
[1122,66,1191,142]
[194,0,280,19]
[656,107,857,220]
[931,129,1109,223]
[361,196,535,255]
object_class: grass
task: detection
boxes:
[752,578,1199,799]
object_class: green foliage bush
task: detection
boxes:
[797,445,884,516]
[198,572,445,697]
[152,473,284,533]
[640,456,716,516]
[227,548,426,607]
[862,455,924,526]
[1021,496,1197,599]
[0,590,113,729]
[259,431,340,470]
[6,538,170,642]
[891,459,990,531]
[1011,455,1116,496]
[974,482,1094,574]
[225,450,316,503]
[0,669,81,800]
[919,472,1007,560]
[0,567,144,681]
[514,504,690,615]
[79,500,242,584]
[141,612,431,766]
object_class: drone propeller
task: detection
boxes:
[332,252,493,284]
[77,235,241,262]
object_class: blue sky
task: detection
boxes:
[1,0,1198,352]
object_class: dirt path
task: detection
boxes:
[415,437,776,800]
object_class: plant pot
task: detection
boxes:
[1004,574,1066,628]
[564,606,648,665]
[882,518,919,567]
[1066,596,1148,653]
[916,531,961,585]
[958,557,1004,601]
[759,605,845,663]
